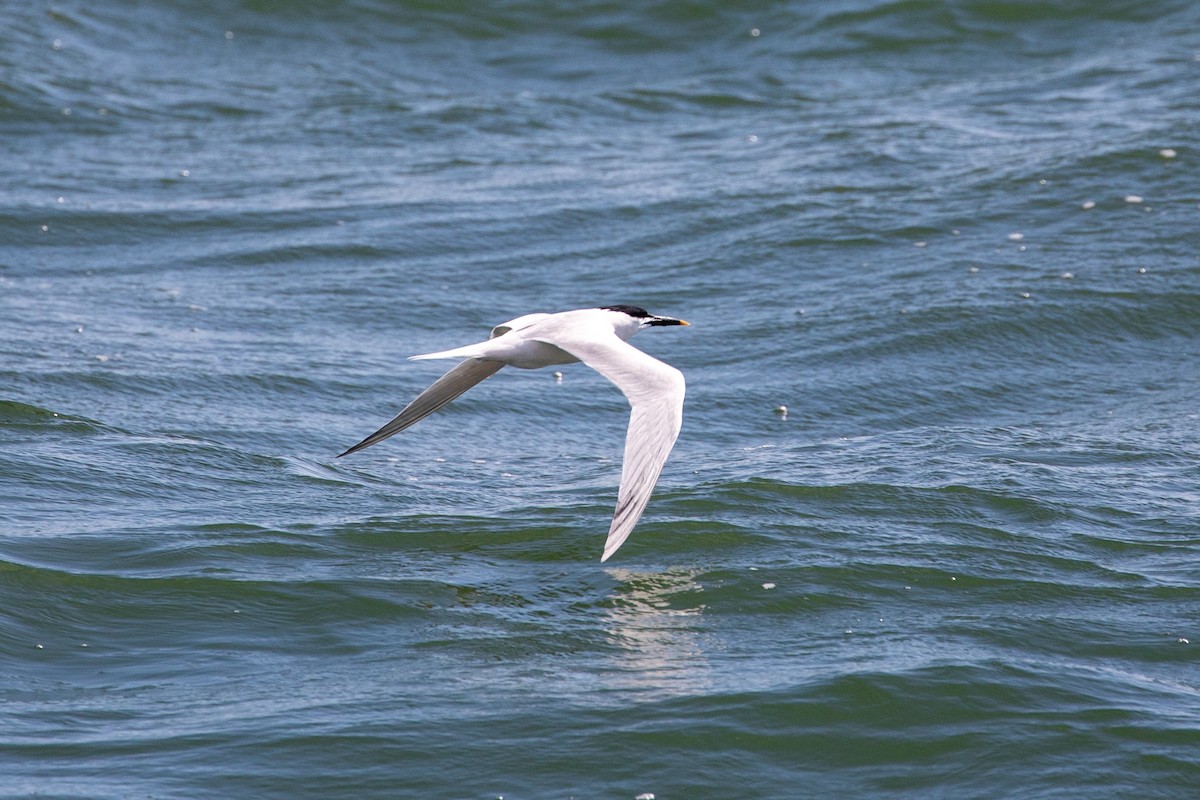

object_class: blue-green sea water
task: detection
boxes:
[3,1,1199,797]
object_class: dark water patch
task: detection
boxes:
[0,400,107,435]
[606,86,777,115]
[332,513,604,566]
[964,0,1192,24]
[0,557,453,662]
[815,0,977,54]
[704,477,1078,528]
[550,662,1200,797]
[946,611,1198,665]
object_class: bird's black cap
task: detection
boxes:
[601,304,652,318]
[602,305,689,326]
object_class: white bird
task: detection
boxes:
[339,305,689,561]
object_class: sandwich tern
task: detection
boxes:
[339,305,689,561]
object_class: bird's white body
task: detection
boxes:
[415,308,653,367]
[340,306,689,562]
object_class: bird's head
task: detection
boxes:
[601,305,690,334]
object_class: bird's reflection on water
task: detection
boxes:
[597,566,713,699]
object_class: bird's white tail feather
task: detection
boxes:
[409,342,490,361]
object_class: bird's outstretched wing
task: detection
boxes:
[529,320,685,561]
[338,359,504,457]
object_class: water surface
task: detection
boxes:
[2,1,1199,797]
